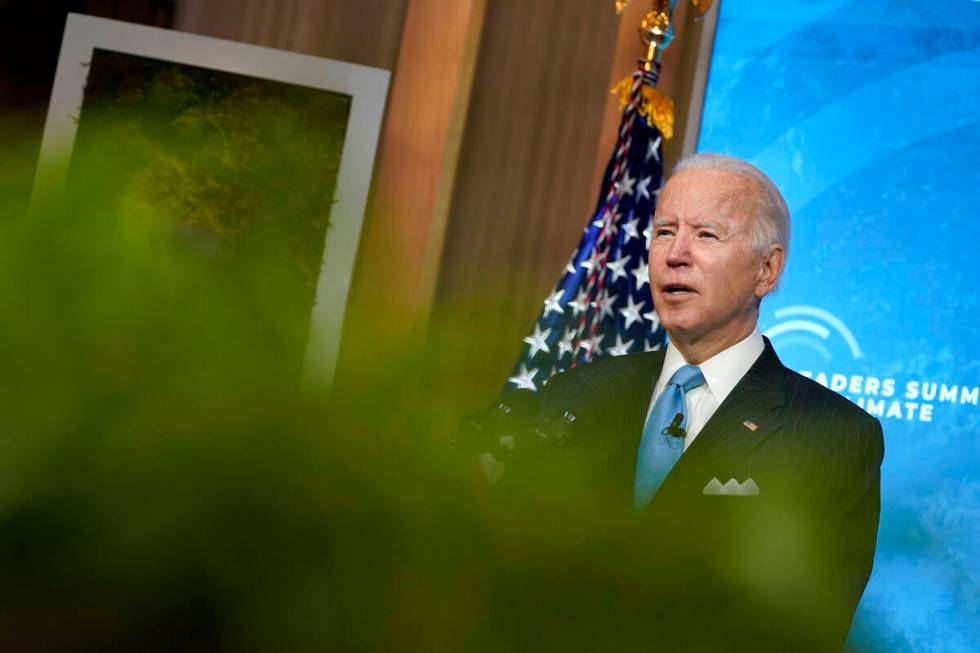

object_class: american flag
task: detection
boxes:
[505,63,669,392]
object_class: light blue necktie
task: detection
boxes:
[634,364,705,509]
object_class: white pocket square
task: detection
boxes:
[703,477,759,496]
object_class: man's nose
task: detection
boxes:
[665,233,691,266]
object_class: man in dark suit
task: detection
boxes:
[528,153,884,652]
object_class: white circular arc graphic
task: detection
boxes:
[763,305,862,360]
[764,319,830,340]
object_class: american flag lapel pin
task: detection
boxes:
[742,420,758,432]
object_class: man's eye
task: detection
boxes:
[655,229,674,237]
[698,231,718,239]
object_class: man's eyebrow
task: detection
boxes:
[652,216,676,226]
[692,220,721,230]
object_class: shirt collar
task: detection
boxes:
[656,327,765,404]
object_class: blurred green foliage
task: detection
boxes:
[0,97,874,651]
[0,86,551,649]
[0,105,670,651]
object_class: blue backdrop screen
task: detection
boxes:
[698,1,980,650]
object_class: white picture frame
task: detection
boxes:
[34,13,390,391]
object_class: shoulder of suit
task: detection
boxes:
[538,350,662,411]
[783,366,882,431]
[544,350,661,389]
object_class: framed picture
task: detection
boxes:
[34,12,389,390]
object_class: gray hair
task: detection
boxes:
[672,152,790,260]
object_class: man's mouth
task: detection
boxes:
[662,283,695,296]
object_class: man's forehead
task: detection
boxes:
[663,168,757,195]
[656,169,758,217]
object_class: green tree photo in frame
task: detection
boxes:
[36,14,389,388]
[68,49,351,381]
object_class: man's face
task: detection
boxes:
[648,169,781,348]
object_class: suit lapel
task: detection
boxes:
[594,349,664,503]
[621,349,666,453]
[654,338,788,497]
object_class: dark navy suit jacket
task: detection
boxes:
[529,337,884,652]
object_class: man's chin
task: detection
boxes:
[663,316,722,344]
[653,292,700,317]
[658,311,701,336]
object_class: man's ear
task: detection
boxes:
[755,244,786,298]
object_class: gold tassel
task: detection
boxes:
[610,76,634,107]
[610,76,675,140]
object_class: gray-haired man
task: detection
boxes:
[537,153,883,652]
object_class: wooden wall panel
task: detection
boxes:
[175,0,407,69]
[429,0,623,401]
[334,0,488,387]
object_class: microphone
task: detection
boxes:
[661,412,686,438]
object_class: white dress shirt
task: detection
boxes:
[646,327,765,451]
